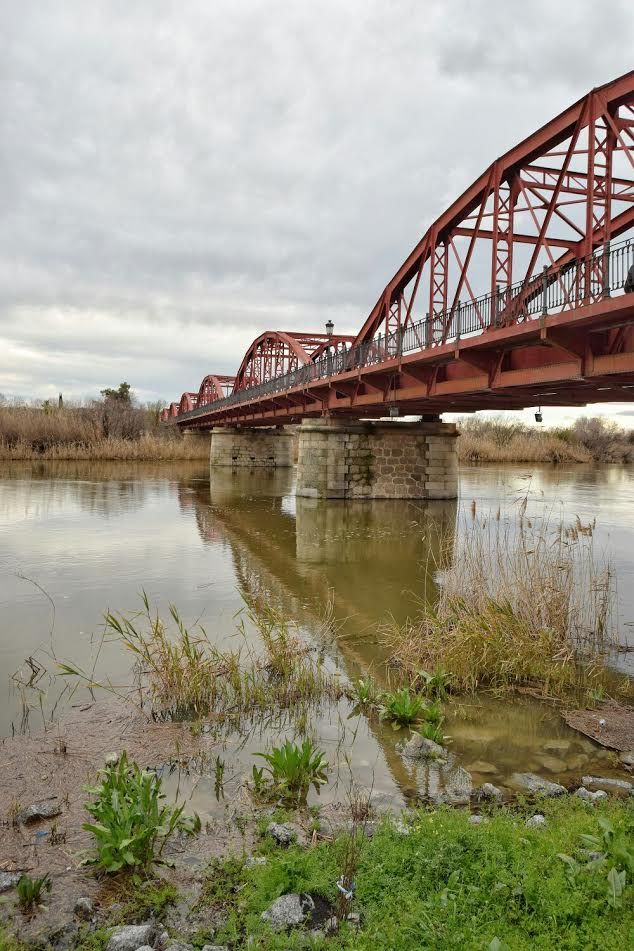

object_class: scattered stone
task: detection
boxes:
[543,739,571,753]
[391,816,411,836]
[158,932,169,950]
[476,782,503,803]
[509,773,566,797]
[575,786,608,802]
[266,821,298,846]
[539,755,567,773]
[104,751,120,767]
[526,814,547,829]
[579,848,605,862]
[16,799,62,824]
[618,751,634,768]
[166,944,194,951]
[437,766,473,806]
[47,923,79,951]
[368,791,401,814]
[73,896,95,920]
[401,734,447,760]
[201,946,230,951]
[135,947,154,951]
[469,814,486,824]
[582,775,633,792]
[0,872,20,893]
[245,855,267,867]
[106,923,156,951]
[465,760,498,774]
[261,893,315,931]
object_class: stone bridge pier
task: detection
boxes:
[295,418,458,499]
[209,425,295,468]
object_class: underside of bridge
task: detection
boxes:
[166,69,634,499]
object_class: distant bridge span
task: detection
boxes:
[163,70,634,429]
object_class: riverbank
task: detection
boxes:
[0,702,633,951]
[457,416,633,464]
[0,433,208,462]
[0,403,209,461]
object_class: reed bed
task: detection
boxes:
[457,416,633,465]
[386,509,634,701]
[0,433,208,461]
[0,406,207,460]
[59,593,343,723]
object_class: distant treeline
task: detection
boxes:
[458,415,634,464]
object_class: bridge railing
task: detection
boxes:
[178,237,634,422]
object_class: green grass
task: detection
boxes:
[200,799,634,950]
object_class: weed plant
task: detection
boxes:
[204,799,634,949]
[379,687,426,728]
[15,874,51,913]
[59,594,344,724]
[254,739,329,804]
[83,751,200,872]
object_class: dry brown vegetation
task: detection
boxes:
[0,403,207,460]
[458,415,634,465]
[386,509,634,702]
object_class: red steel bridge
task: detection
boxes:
[163,70,634,429]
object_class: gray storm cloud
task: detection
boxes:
[1,0,633,418]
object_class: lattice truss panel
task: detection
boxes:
[352,72,634,348]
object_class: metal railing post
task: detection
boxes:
[541,265,548,319]
[602,240,611,298]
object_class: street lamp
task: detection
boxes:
[325,319,334,336]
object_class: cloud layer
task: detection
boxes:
[1,0,633,420]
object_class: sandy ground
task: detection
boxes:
[0,699,254,943]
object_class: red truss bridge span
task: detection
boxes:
[164,70,634,430]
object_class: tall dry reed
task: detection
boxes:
[386,508,632,699]
[0,405,207,460]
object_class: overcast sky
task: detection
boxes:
[2,0,634,424]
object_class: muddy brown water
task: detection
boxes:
[1,459,633,820]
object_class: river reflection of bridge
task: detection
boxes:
[181,467,457,680]
[177,467,461,801]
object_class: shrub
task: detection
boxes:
[83,751,199,872]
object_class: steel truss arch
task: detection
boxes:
[198,374,236,406]
[352,68,634,347]
[233,331,355,391]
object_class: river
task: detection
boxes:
[1,460,633,817]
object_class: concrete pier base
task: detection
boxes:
[209,426,294,468]
[295,418,458,499]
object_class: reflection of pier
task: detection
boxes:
[178,467,457,795]
[180,469,457,674]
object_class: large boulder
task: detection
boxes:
[261,893,315,931]
[401,735,447,760]
[106,923,156,951]
[582,775,633,793]
[475,782,503,803]
[509,773,566,797]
